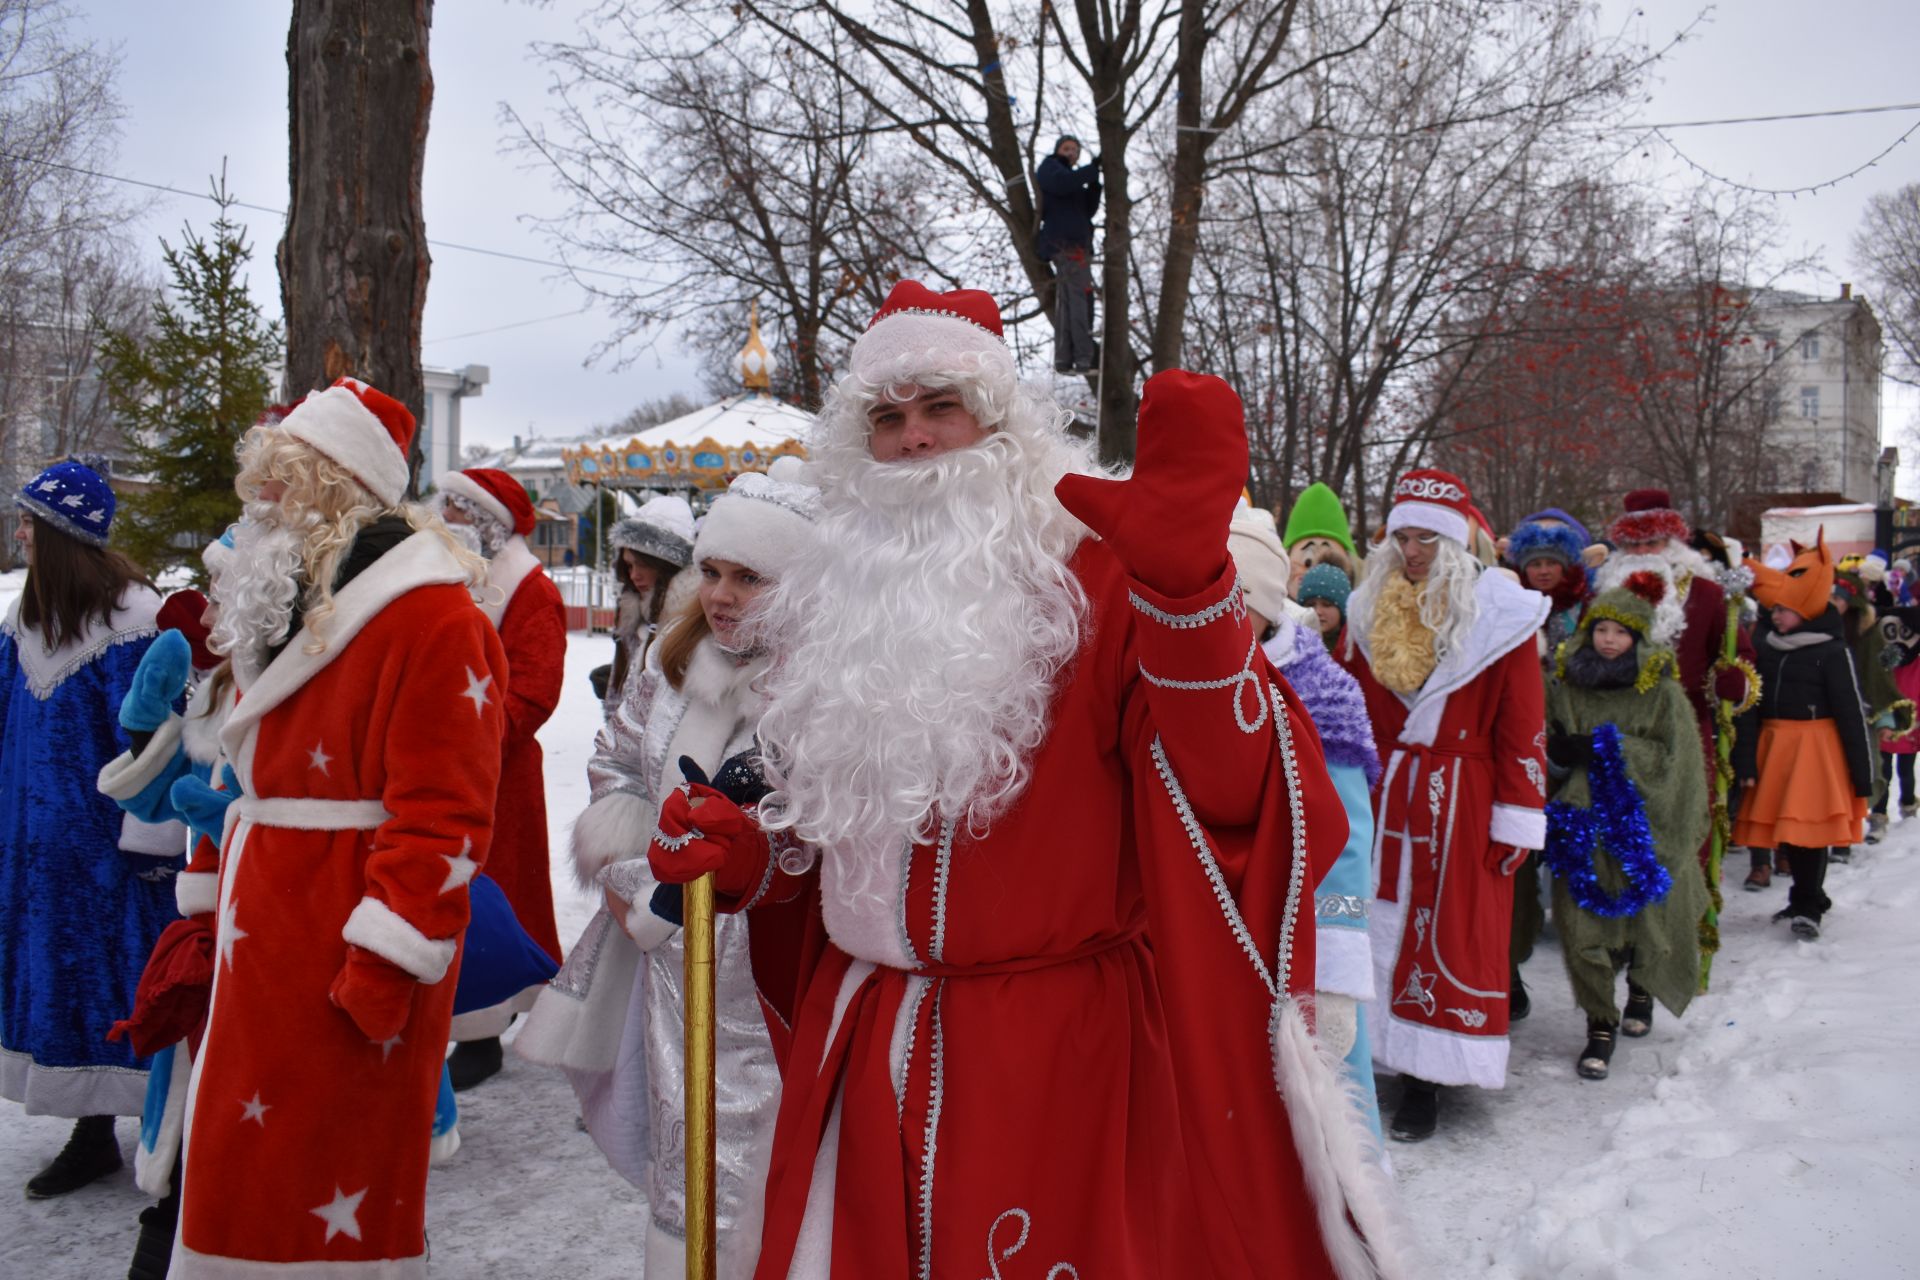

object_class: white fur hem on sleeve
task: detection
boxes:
[120,814,187,857]
[1313,926,1375,1002]
[342,897,457,983]
[95,715,184,801]
[1489,802,1546,850]
[175,872,218,917]
[571,789,656,888]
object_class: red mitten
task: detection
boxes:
[1712,665,1749,705]
[328,945,417,1043]
[648,782,766,896]
[1490,843,1530,876]
[107,917,216,1056]
[1054,370,1248,598]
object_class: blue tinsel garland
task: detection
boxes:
[1543,722,1673,918]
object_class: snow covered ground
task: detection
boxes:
[5,605,1919,1276]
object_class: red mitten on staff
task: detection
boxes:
[648,781,766,898]
[1712,664,1750,705]
[328,945,417,1043]
[1054,369,1249,599]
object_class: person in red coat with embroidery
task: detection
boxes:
[648,283,1415,1279]
[171,379,508,1278]
[437,466,566,1089]
[1337,469,1549,1144]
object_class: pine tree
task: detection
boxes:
[101,178,281,583]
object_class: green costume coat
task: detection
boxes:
[1546,650,1711,1022]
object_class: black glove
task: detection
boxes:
[1546,729,1591,771]
[589,663,612,700]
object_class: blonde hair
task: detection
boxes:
[655,587,712,691]
[234,425,485,655]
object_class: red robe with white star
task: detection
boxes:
[174,532,506,1278]
[730,546,1407,1279]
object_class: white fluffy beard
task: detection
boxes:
[754,430,1092,898]
[440,495,509,559]
[206,506,306,678]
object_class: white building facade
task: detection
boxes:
[1749,288,1884,502]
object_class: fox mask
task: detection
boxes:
[1744,529,1834,620]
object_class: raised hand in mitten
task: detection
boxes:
[171,765,240,850]
[120,630,191,733]
[328,945,418,1044]
[1054,370,1249,599]
[647,756,765,896]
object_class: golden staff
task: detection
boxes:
[684,869,718,1280]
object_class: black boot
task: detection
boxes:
[1389,1077,1440,1142]
[1829,844,1852,865]
[1621,985,1654,1038]
[1509,967,1531,1021]
[128,1203,177,1280]
[25,1115,121,1198]
[1577,1021,1617,1080]
[1781,844,1832,938]
[447,1036,504,1092]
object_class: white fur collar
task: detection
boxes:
[681,636,766,710]
[1388,569,1548,748]
[219,531,472,763]
[2,586,161,700]
[660,638,769,790]
[181,672,234,766]
[478,534,542,628]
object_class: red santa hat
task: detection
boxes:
[849,281,1015,405]
[1385,468,1474,547]
[278,377,415,508]
[157,589,218,671]
[440,467,535,537]
[1607,488,1690,546]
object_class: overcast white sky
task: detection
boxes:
[74,0,1920,470]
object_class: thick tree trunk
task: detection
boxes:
[278,0,434,493]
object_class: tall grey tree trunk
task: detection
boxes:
[278,0,434,492]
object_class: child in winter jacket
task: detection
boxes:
[1296,561,1352,651]
[1544,584,1710,1081]
[1833,567,1912,849]
[1735,534,1875,939]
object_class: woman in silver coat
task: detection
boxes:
[518,462,818,1279]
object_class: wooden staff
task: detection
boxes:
[684,870,718,1279]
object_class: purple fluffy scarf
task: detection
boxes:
[1267,619,1381,785]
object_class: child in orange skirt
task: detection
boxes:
[1735,532,1874,939]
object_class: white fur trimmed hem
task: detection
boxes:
[0,1046,146,1117]
[1366,1006,1509,1089]
[1489,802,1546,849]
[341,898,456,984]
[428,1124,461,1165]
[1314,927,1377,1002]
[96,715,184,800]
[570,790,654,889]
[176,872,219,918]
[172,1245,425,1278]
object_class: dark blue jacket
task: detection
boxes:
[1035,153,1101,258]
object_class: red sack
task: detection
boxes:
[108,916,215,1057]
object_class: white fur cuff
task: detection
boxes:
[96,715,185,801]
[571,790,655,888]
[1490,802,1546,851]
[176,872,218,918]
[342,897,457,984]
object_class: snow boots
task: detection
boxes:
[1773,844,1831,940]
[25,1115,121,1198]
[1509,967,1531,1021]
[1744,847,1771,891]
[448,1035,504,1091]
[1577,1020,1617,1080]
[1621,985,1654,1038]
[1829,844,1852,865]
[1866,813,1888,844]
[1902,800,1918,820]
[1389,1077,1440,1143]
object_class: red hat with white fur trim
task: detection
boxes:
[1385,468,1473,546]
[279,377,415,507]
[849,280,1014,400]
[1607,488,1690,546]
[441,467,535,537]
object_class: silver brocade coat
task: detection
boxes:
[518,638,778,1277]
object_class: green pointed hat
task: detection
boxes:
[1282,482,1356,556]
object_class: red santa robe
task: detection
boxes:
[462,533,565,984]
[731,545,1410,1280]
[1337,570,1548,1088]
[173,532,507,1277]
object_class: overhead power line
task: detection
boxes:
[0,151,655,285]
[1622,101,1920,130]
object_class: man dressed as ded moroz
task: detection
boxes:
[648,282,1414,1278]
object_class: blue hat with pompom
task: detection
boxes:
[1298,561,1352,613]
[1508,519,1585,570]
[16,458,115,547]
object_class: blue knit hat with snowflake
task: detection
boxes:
[16,458,115,547]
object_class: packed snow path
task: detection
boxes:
[5,615,1918,1276]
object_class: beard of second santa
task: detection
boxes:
[755,432,1088,903]
[206,504,308,679]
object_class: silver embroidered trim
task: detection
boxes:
[1270,681,1309,994]
[653,827,701,852]
[1315,894,1367,921]
[916,982,946,1280]
[1149,737,1275,997]
[737,843,778,911]
[601,858,656,905]
[897,837,922,968]
[549,911,615,1001]
[983,1207,1082,1279]
[2,614,158,702]
[895,975,932,1125]
[1127,571,1243,630]
[1521,755,1546,799]
[930,819,956,965]
[1138,637,1270,734]
[1447,1006,1489,1028]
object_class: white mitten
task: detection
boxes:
[1315,991,1358,1058]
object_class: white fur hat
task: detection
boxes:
[692,458,820,580]
[1226,502,1291,626]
